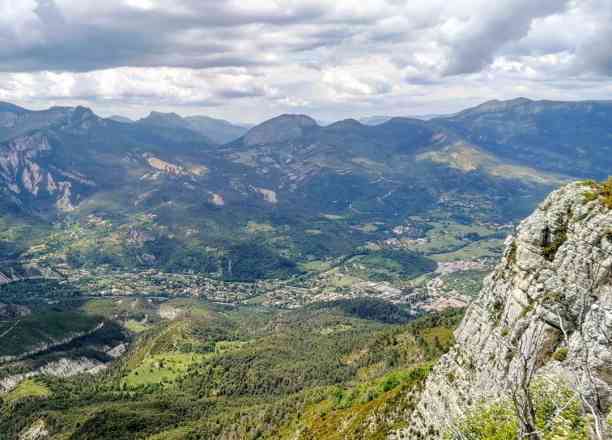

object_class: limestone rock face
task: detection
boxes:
[0,133,85,210]
[395,182,612,438]
[19,420,48,440]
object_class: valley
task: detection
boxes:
[0,210,505,310]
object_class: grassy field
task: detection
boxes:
[124,320,151,333]
[246,221,276,233]
[431,238,505,262]
[299,260,333,272]
[123,353,207,388]
[214,340,253,354]
[81,297,161,323]
[80,298,119,317]
[409,221,506,256]
[439,270,489,297]
[5,379,50,403]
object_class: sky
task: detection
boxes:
[0,0,611,123]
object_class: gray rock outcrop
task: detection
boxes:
[395,182,612,438]
[0,133,84,210]
[19,420,48,440]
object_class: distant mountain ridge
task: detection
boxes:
[359,113,447,125]
[239,114,318,146]
[136,111,249,144]
[183,115,252,144]
[0,97,610,278]
[433,97,612,178]
[107,115,134,124]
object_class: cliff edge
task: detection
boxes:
[395,181,612,439]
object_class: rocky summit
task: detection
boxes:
[397,182,612,439]
[241,114,318,146]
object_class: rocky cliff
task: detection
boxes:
[395,182,612,439]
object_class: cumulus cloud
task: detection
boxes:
[571,0,612,76]
[0,0,610,121]
[438,0,571,75]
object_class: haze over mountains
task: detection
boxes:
[107,112,252,144]
[359,114,448,125]
[137,111,251,145]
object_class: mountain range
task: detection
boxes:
[0,98,611,280]
[359,113,447,125]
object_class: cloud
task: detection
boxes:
[0,0,610,122]
[0,0,341,72]
[571,0,612,76]
[0,0,573,74]
[438,0,571,75]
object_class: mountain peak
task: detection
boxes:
[267,114,317,126]
[465,97,534,114]
[184,115,250,144]
[0,102,27,114]
[107,115,134,124]
[242,114,318,146]
[133,110,250,144]
[139,111,187,128]
[324,118,365,131]
[67,106,98,126]
[73,105,95,115]
[148,111,181,118]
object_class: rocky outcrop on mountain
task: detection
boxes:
[0,132,86,210]
[0,134,51,189]
[395,182,612,439]
[0,271,14,284]
[107,342,127,358]
[0,357,107,394]
[0,322,105,364]
[39,357,107,377]
[0,338,126,394]
[19,420,48,440]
